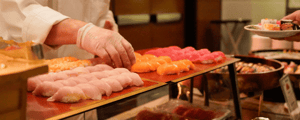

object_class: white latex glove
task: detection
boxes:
[77,23,136,69]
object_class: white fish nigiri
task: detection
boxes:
[60,70,79,77]
[101,78,123,92]
[122,73,144,87]
[76,83,102,100]
[112,68,130,74]
[77,74,99,81]
[71,67,90,74]
[27,74,56,91]
[67,77,89,84]
[88,80,112,96]
[55,80,77,87]
[85,64,113,72]
[101,70,120,77]
[94,64,114,71]
[32,81,64,97]
[90,72,109,79]
[48,72,70,81]
[47,86,86,103]
[108,75,132,88]
[27,76,43,91]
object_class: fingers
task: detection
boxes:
[94,48,113,67]
[282,10,300,22]
[114,40,132,70]
[105,44,123,68]
[121,39,136,66]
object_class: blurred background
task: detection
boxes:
[110,0,299,55]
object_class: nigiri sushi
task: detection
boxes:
[76,83,102,100]
[101,70,120,77]
[157,63,181,75]
[113,68,130,74]
[108,75,132,88]
[194,53,215,64]
[71,67,90,74]
[47,86,86,103]
[32,81,64,97]
[122,73,144,87]
[77,73,99,81]
[101,78,123,92]
[88,80,112,96]
[131,62,156,73]
[67,77,89,84]
[90,72,109,79]
[85,64,114,72]
[55,80,77,87]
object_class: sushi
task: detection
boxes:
[76,83,102,100]
[32,81,64,97]
[88,80,112,96]
[47,86,87,103]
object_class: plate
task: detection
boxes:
[244,25,300,39]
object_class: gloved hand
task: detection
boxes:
[77,23,136,69]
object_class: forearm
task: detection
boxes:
[44,18,87,45]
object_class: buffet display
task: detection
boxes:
[207,55,284,93]
[250,49,300,59]
[244,18,300,38]
[0,43,243,119]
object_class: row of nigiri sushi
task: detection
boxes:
[132,53,195,75]
[144,46,226,64]
[28,64,144,103]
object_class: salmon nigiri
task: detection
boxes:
[157,63,181,75]
[131,62,156,73]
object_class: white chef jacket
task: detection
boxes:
[0,0,118,60]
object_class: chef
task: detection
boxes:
[0,0,135,119]
[0,0,135,70]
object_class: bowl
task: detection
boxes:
[206,55,284,93]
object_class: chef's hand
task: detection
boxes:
[77,23,136,69]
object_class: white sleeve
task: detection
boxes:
[0,0,69,43]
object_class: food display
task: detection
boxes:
[144,46,226,64]
[132,53,195,75]
[207,55,283,92]
[244,18,300,38]
[253,18,299,31]
[282,61,300,74]
[135,99,230,120]
[28,57,144,103]
[132,46,226,76]
[211,61,276,74]
[251,50,300,59]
